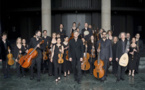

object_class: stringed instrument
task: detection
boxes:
[81,42,90,70]
[119,41,130,67]
[43,46,49,60]
[93,43,105,78]
[19,40,44,68]
[65,50,69,61]
[7,47,15,65]
[58,46,64,64]
[90,45,95,58]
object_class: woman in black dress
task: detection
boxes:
[128,37,138,77]
[112,36,118,76]
[22,39,28,54]
[63,36,71,77]
[51,38,64,82]
[49,33,57,76]
[13,37,25,77]
[88,35,96,75]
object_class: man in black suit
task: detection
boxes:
[28,30,44,82]
[135,33,143,74]
[96,31,112,82]
[81,23,92,41]
[116,32,128,82]
[68,31,84,84]
[0,32,12,79]
[57,24,66,43]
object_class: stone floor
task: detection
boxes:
[0,69,145,90]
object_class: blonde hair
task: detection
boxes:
[16,37,22,44]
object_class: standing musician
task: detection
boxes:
[98,28,104,39]
[49,33,57,76]
[81,23,92,41]
[0,32,12,79]
[62,36,71,77]
[50,38,64,82]
[22,39,28,52]
[135,33,143,74]
[96,31,112,82]
[107,30,113,41]
[116,32,128,82]
[88,35,96,75]
[42,30,51,73]
[112,36,118,76]
[70,22,77,34]
[28,30,44,82]
[57,24,66,43]
[13,37,25,77]
[68,31,84,84]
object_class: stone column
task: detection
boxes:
[101,0,111,31]
[41,0,51,36]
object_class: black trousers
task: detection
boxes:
[49,62,54,75]
[16,62,25,77]
[72,57,82,81]
[136,54,140,73]
[112,61,118,74]
[30,57,41,79]
[54,62,61,79]
[117,64,126,80]
[89,58,95,74]
[101,59,108,80]
[63,59,72,72]
[2,60,10,77]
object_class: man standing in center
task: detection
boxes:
[68,31,84,84]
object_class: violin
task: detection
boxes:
[7,47,15,65]
[65,50,69,61]
[81,41,90,70]
[58,46,64,64]
[43,46,49,60]
[90,45,95,58]
[93,43,105,78]
[19,40,44,68]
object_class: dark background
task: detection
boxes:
[0,0,145,43]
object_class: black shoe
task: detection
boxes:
[30,77,34,80]
[120,78,125,81]
[37,79,40,82]
[77,80,81,84]
[116,79,120,82]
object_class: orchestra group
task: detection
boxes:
[0,22,143,84]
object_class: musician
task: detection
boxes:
[76,28,82,39]
[128,37,138,77]
[70,22,77,34]
[42,30,51,73]
[62,36,71,76]
[69,31,84,84]
[49,33,57,76]
[22,39,28,52]
[112,36,118,76]
[135,33,143,74]
[51,38,64,82]
[88,25,92,30]
[96,31,112,82]
[98,28,104,39]
[116,32,128,82]
[0,32,12,79]
[107,30,113,41]
[13,37,25,77]
[81,23,92,41]
[126,33,131,42]
[57,24,66,43]
[88,35,96,75]
[28,30,44,82]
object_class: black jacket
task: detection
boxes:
[81,28,92,41]
[68,38,84,61]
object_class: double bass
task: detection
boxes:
[7,47,15,65]
[81,41,90,70]
[19,40,44,68]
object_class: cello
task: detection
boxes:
[93,43,105,78]
[7,47,15,66]
[81,41,90,70]
[19,40,44,68]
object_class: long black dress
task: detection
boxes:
[62,42,72,73]
[128,46,138,70]
[112,43,118,74]
[53,45,62,79]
